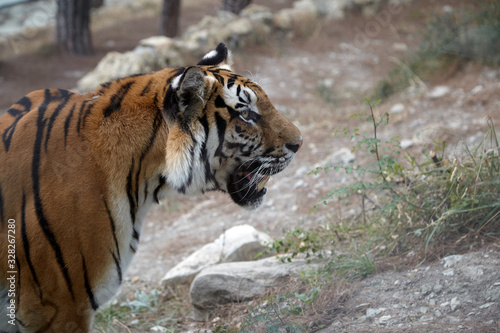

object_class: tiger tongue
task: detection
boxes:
[256,175,271,191]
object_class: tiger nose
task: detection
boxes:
[285,137,303,153]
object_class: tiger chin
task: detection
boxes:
[0,43,301,332]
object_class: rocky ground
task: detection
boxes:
[1,0,499,332]
[319,249,500,332]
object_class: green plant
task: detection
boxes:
[312,98,405,213]
[326,253,377,281]
[312,98,500,256]
[120,289,160,312]
[239,292,311,333]
[260,226,335,263]
[94,287,189,332]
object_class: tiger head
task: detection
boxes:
[162,43,302,209]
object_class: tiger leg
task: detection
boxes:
[15,294,93,333]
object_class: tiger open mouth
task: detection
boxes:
[227,168,272,208]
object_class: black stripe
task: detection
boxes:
[162,85,179,121]
[199,114,216,183]
[134,112,162,209]
[21,194,42,299]
[64,104,76,145]
[44,89,72,152]
[214,112,227,157]
[126,158,137,224]
[104,200,120,261]
[32,89,74,298]
[2,96,31,151]
[140,79,153,96]
[227,76,235,89]
[14,95,32,111]
[81,102,95,131]
[76,99,90,133]
[103,81,134,117]
[214,95,239,120]
[144,180,149,204]
[130,244,137,253]
[132,228,140,241]
[263,147,275,155]
[243,90,251,104]
[111,250,122,284]
[82,255,99,310]
[154,176,166,204]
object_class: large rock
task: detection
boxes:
[273,1,319,35]
[77,36,185,92]
[161,225,273,289]
[190,257,308,311]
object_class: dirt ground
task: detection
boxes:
[1,0,499,332]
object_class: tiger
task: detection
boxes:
[0,43,302,332]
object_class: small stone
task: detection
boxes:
[428,86,450,99]
[400,139,414,149]
[293,179,307,189]
[356,303,371,309]
[443,255,463,267]
[150,326,167,332]
[479,302,496,309]
[433,284,443,293]
[443,269,454,276]
[390,103,405,113]
[392,43,408,51]
[450,297,460,311]
[493,282,500,287]
[421,284,432,296]
[366,308,384,317]
[419,306,429,314]
[471,85,483,94]
[442,5,453,13]
[378,315,391,324]
[357,315,368,323]
[420,315,434,322]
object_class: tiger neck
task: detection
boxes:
[85,72,177,257]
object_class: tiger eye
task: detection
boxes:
[241,110,250,119]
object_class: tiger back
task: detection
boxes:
[0,43,302,332]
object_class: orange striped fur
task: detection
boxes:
[0,43,301,332]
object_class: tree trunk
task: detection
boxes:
[56,0,93,55]
[222,0,251,14]
[161,0,181,38]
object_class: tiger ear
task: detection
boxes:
[164,66,214,127]
[197,42,233,70]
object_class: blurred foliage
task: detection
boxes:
[373,1,500,100]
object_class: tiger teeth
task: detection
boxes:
[257,176,270,191]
